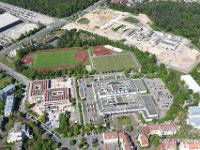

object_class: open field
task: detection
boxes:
[77,18,90,24]
[93,53,138,72]
[63,8,200,73]
[117,116,132,126]
[123,16,139,24]
[0,56,16,69]
[0,76,12,89]
[21,48,88,70]
[32,50,77,68]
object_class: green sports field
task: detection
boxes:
[31,50,77,68]
[93,53,140,73]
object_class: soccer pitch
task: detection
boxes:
[31,50,77,68]
[93,53,140,73]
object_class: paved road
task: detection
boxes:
[0,0,106,58]
[26,113,62,143]
[0,63,30,85]
[62,134,103,150]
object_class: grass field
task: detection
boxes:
[112,24,125,32]
[31,50,77,68]
[93,53,140,73]
[117,116,132,126]
[0,76,12,89]
[77,18,90,24]
[124,16,139,24]
[0,57,16,69]
[117,116,133,132]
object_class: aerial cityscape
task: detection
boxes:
[0,0,199,150]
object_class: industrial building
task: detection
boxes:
[181,75,200,93]
[0,13,22,32]
[4,95,15,117]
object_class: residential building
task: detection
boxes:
[102,131,135,150]
[0,115,5,133]
[181,75,200,93]
[138,122,177,147]
[179,140,200,150]
[0,84,16,100]
[4,95,15,117]
[187,105,200,129]
[156,139,177,150]
[7,122,32,143]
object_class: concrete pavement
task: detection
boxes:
[0,63,30,85]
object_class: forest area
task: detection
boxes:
[0,0,100,17]
[109,1,200,49]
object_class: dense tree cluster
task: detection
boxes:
[0,0,100,18]
[108,1,200,48]
[57,111,80,137]
[24,122,58,150]
[0,9,4,14]
[191,64,200,85]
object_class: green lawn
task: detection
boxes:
[112,24,125,32]
[0,57,16,69]
[93,53,140,73]
[31,50,78,68]
[77,18,90,24]
[0,76,12,89]
[124,16,139,24]
[117,116,132,126]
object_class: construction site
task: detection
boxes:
[63,8,200,73]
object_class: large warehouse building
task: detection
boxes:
[0,13,22,32]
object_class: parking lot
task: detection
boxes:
[143,78,173,117]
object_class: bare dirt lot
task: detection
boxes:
[62,8,200,73]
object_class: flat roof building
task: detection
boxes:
[28,78,74,113]
[78,73,160,124]
[4,95,15,117]
[0,84,16,100]
[181,75,200,93]
[0,13,22,32]
[187,105,200,129]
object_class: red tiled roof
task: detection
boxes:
[44,88,69,102]
[103,131,133,150]
[31,80,49,96]
[156,139,177,150]
[181,141,200,149]
[139,133,149,147]
[138,122,176,147]
[103,131,118,140]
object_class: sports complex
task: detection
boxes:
[21,48,88,70]
[90,45,140,73]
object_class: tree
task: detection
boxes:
[70,139,76,146]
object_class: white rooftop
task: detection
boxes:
[181,75,200,93]
[188,106,200,116]
[0,13,21,29]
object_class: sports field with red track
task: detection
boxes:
[21,48,88,70]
